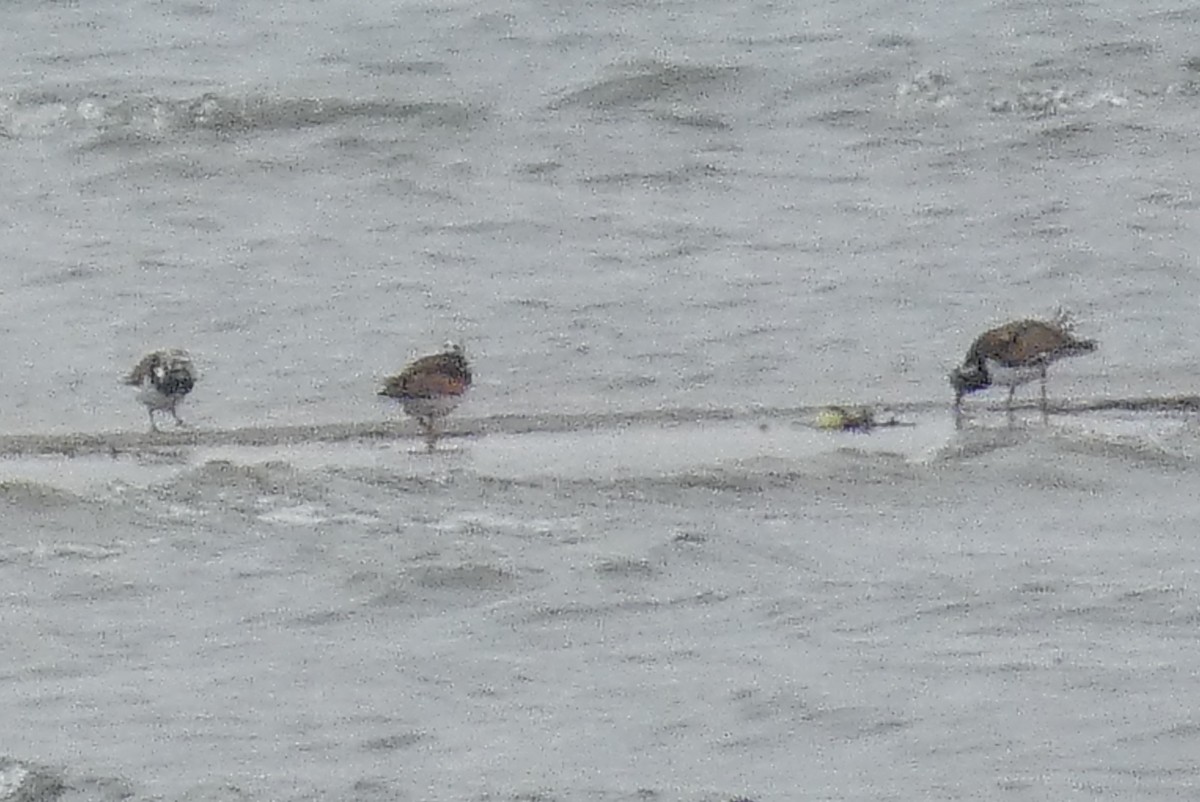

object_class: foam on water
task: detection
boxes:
[0,407,1188,511]
[0,763,28,798]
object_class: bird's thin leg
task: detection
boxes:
[1040,367,1049,423]
[415,417,437,452]
[148,409,159,433]
[170,400,187,428]
[1006,386,1016,425]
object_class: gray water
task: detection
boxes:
[3,0,1200,799]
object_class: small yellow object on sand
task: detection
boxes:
[816,406,877,432]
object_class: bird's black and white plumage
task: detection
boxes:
[124,349,197,432]
[379,342,472,451]
[950,316,1096,424]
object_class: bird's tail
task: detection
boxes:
[1050,307,1096,356]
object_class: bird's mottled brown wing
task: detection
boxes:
[381,352,472,399]
[423,351,471,374]
[971,320,1069,367]
[382,371,469,399]
[123,352,158,386]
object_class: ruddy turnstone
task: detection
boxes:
[379,342,472,451]
[124,348,197,432]
[950,315,1096,424]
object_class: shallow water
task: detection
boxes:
[3,0,1200,799]
[6,407,1200,800]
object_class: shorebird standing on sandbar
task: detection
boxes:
[379,342,473,451]
[124,348,198,432]
[950,314,1096,425]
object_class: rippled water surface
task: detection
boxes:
[3,0,1200,799]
